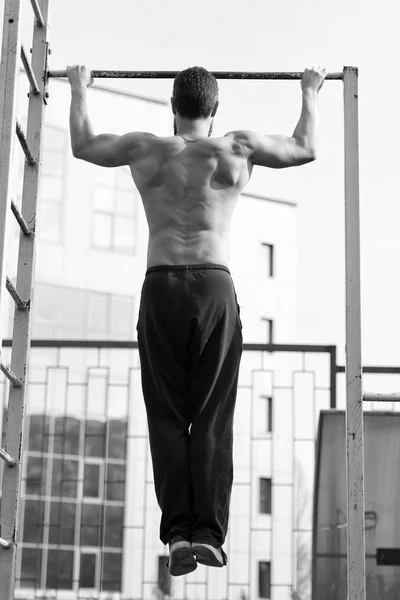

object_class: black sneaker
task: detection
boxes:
[191,542,228,567]
[166,536,197,577]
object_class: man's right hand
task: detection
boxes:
[66,65,94,89]
[301,66,327,93]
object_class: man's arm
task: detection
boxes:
[67,65,151,167]
[234,66,327,169]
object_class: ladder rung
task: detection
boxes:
[6,277,28,310]
[0,538,11,550]
[29,0,45,27]
[0,447,16,467]
[0,360,22,387]
[15,120,36,166]
[20,45,40,95]
[363,392,400,403]
[11,200,32,236]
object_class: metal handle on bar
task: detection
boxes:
[0,538,11,550]
[48,70,344,81]
[0,360,22,387]
[20,45,40,95]
[6,277,28,310]
[0,447,16,467]
[15,120,36,166]
[11,200,32,236]
[29,0,45,27]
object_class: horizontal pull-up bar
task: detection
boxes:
[48,70,344,81]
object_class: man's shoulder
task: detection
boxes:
[223,130,258,155]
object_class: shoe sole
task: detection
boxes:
[169,547,197,576]
[192,543,225,567]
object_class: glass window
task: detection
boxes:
[85,420,106,457]
[110,295,133,339]
[261,318,274,344]
[262,243,275,277]
[46,549,74,590]
[84,463,101,498]
[41,147,64,177]
[51,458,78,498]
[106,464,125,502]
[107,419,127,459]
[102,552,122,592]
[116,189,135,216]
[93,212,113,249]
[93,185,114,212]
[80,553,97,588]
[40,175,63,203]
[260,478,272,514]
[43,125,66,151]
[158,555,171,596]
[87,293,109,334]
[259,561,271,599]
[53,416,80,455]
[104,505,124,547]
[81,503,101,546]
[114,215,135,253]
[59,287,87,330]
[37,201,61,243]
[25,455,47,495]
[19,547,42,588]
[23,499,44,543]
[28,414,50,452]
[33,283,59,325]
[49,500,76,545]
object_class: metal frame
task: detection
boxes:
[0,0,50,598]
[43,66,369,600]
[343,66,366,600]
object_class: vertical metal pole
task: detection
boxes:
[343,66,366,600]
[0,1,50,598]
[0,0,22,352]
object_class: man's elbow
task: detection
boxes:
[71,143,86,159]
[306,148,318,163]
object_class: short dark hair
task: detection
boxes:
[172,66,218,119]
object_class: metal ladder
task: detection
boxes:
[0,0,50,598]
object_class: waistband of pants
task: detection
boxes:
[145,263,231,276]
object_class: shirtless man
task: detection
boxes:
[67,64,326,577]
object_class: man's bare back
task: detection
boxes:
[67,65,326,268]
[129,133,252,268]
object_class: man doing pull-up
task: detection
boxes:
[67,64,326,577]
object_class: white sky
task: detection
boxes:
[4,0,400,367]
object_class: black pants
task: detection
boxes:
[136,264,243,547]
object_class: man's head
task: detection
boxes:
[171,66,219,120]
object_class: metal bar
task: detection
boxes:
[20,45,39,94]
[337,365,400,374]
[0,538,11,550]
[0,359,22,387]
[0,0,50,596]
[15,119,36,165]
[1,339,338,352]
[330,345,337,408]
[11,200,32,235]
[0,447,16,467]
[48,69,344,80]
[343,66,366,600]
[0,0,22,373]
[5,276,27,310]
[29,0,44,27]
[363,392,400,403]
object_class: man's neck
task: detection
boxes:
[174,116,212,140]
